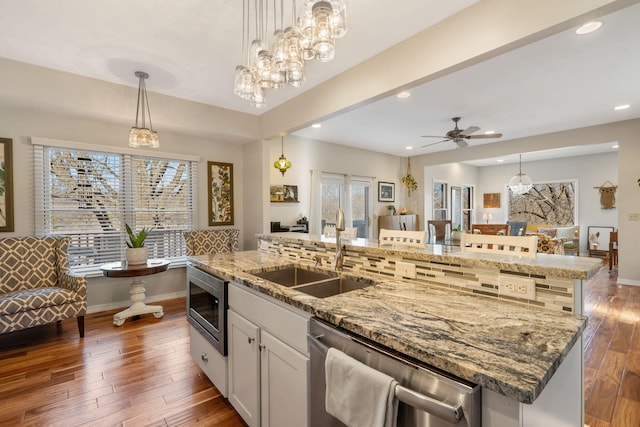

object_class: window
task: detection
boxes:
[34,139,198,275]
[432,180,448,220]
[319,173,372,238]
[461,185,474,232]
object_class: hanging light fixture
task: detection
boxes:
[129,71,159,148]
[508,154,533,195]
[274,135,292,176]
[233,0,347,107]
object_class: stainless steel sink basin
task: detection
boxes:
[294,277,376,298]
[248,265,376,298]
[250,266,336,287]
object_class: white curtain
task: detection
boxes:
[309,169,322,235]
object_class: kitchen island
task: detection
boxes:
[189,233,600,426]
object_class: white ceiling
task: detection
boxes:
[0,1,638,162]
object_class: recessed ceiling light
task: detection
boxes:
[614,104,630,111]
[397,91,411,99]
[311,123,322,128]
[405,146,413,150]
[576,21,602,35]
[496,159,504,163]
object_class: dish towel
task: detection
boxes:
[325,347,399,427]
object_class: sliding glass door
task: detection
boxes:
[320,174,371,238]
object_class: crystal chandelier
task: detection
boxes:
[129,71,159,148]
[234,0,347,108]
[508,154,533,195]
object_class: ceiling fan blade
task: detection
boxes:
[421,139,449,148]
[420,135,448,138]
[467,133,503,139]
[455,140,469,149]
[460,126,480,136]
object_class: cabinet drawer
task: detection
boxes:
[189,325,228,397]
[229,283,310,355]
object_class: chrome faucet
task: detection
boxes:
[333,208,345,271]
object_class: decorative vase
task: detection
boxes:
[452,231,462,241]
[126,247,148,265]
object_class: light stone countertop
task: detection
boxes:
[189,249,587,405]
[257,232,602,280]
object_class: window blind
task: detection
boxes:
[34,144,198,276]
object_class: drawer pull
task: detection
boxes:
[201,352,208,362]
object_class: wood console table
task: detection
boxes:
[101,259,170,326]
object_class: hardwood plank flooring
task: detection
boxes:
[0,267,638,426]
[584,267,640,427]
[0,298,246,427]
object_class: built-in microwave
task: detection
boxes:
[186,264,228,356]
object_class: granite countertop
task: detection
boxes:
[257,232,602,280]
[189,250,587,405]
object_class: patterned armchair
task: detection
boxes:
[184,229,240,256]
[0,236,87,337]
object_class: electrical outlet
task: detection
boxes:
[498,275,536,300]
[629,213,640,222]
[396,261,416,279]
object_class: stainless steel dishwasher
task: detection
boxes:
[308,318,481,427]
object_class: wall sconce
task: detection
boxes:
[273,136,292,176]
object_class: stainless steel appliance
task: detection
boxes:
[187,264,228,355]
[308,318,481,427]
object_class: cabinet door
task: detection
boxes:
[260,330,309,427]
[228,310,260,427]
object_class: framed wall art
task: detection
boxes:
[508,180,577,226]
[0,138,14,232]
[378,181,395,202]
[483,192,501,208]
[208,161,234,226]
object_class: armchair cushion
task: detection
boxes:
[0,236,86,337]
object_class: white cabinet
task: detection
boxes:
[228,283,310,427]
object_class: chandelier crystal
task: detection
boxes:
[508,154,533,195]
[234,0,347,108]
[129,71,159,148]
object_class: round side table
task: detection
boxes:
[101,259,170,326]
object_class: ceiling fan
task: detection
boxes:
[421,117,502,149]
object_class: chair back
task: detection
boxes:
[460,233,537,258]
[427,220,452,242]
[379,229,427,248]
[184,229,239,256]
[506,221,527,236]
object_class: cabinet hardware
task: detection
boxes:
[248,337,255,344]
[259,344,266,351]
[201,352,208,362]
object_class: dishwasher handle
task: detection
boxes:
[310,332,464,425]
[395,384,463,424]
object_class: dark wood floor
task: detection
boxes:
[0,267,638,426]
[0,298,246,427]
[584,267,640,426]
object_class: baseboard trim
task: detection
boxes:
[87,290,186,314]
[617,277,640,286]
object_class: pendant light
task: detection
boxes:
[273,135,292,176]
[508,154,532,195]
[129,71,159,148]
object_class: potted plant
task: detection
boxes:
[401,157,418,196]
[125,223,150,265]
[451,224,462,241]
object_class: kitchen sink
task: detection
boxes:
[248,265,376,298]
[294,277,376,298]
[250,265,337,287]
